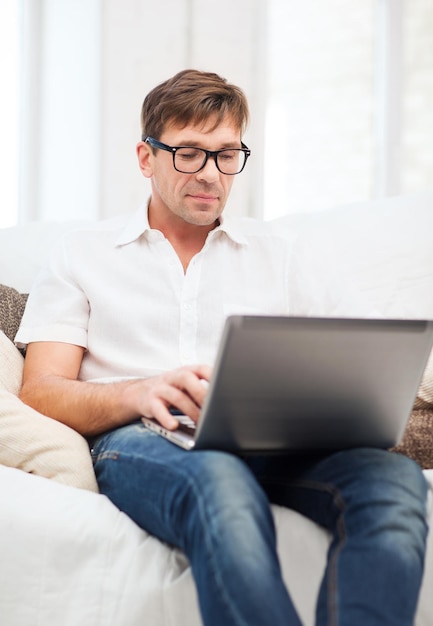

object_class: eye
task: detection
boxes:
[219,150,238,161]
[176,148,203,161]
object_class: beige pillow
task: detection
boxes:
[0,331,98,492]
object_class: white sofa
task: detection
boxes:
[1,192,433,626]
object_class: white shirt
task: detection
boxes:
[16,205,362,382]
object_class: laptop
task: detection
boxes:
[141,315,433,454]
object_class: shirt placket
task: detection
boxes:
[179,255,202,365]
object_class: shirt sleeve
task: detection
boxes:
[15,235,89,349]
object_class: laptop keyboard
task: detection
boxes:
[176,414,197,436]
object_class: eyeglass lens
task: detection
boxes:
[174,147,246,174]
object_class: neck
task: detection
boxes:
[148,202,219,272]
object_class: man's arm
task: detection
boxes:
[19,342,211,437]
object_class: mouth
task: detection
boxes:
[188,193,219,204]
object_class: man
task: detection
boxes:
[17,69,428,626]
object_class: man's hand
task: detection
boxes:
[125,364,212,430]
[20,341,212,436]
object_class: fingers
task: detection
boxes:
[173,365,211,409]
[139,364,213,430]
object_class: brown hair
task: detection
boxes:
[140,69,249,140]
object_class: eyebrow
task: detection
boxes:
[173,140,242,149]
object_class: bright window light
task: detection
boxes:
[264,0,375,219]
[0,0,19,228]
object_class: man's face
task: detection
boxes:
[139,115,242,229]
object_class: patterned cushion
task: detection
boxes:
[0,284,28,344]
[392,409,433,470]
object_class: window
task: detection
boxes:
[264,0,376,219]
[402,0,433,193]
[0,0,20,227]
[264,0,433,219]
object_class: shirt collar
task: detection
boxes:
[114,201,249,247]
[212,213,249,246]
[115,202,151,246]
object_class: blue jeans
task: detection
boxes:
[92,421,428,626]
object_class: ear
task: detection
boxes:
[136,141,153,179]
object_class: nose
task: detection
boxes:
[196,155,220,183]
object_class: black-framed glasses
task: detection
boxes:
[143,136,251,175]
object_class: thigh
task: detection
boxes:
[245,448,428,532]
[91,421,271,548]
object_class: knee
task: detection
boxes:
[337,449,428,544]
[186,451,269,514]
[178,452,275,547]
[377,452,428,543]
[367,449,427,506]
[337,448,427,501]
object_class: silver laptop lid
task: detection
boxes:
[193,316,433,453]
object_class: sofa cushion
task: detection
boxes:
[0,284,28,344]
[270,191,433,320]
[0,330,98,491]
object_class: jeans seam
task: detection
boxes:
[92,450,119,463]
[273,478,347,626]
